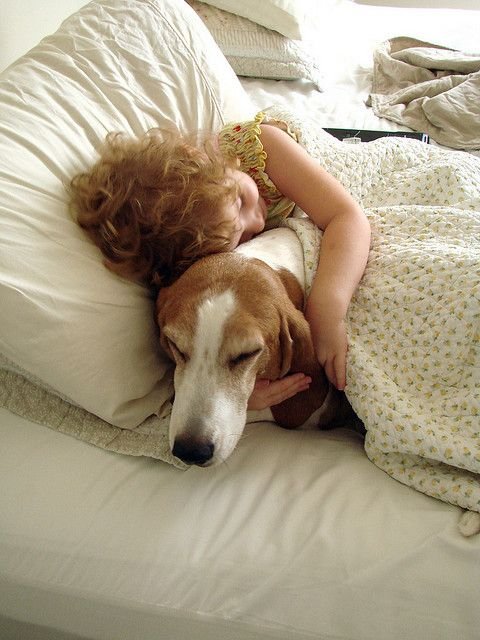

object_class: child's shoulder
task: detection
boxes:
[218,111,298,164]
[219,111,297,144]
[219,111,264,149]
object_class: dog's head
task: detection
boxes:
[156,251,316,467]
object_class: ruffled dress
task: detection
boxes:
[218,111,298,229]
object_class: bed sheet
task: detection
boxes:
[1,407,479,640]
[240,1,480,142]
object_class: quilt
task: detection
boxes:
[272,107,480,514]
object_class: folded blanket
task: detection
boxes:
[269,106,480,514]
[0,359,182,467]
[367,37,480,151]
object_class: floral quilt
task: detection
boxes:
[273,107,480,514]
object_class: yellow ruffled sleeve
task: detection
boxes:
[218,112,297,228]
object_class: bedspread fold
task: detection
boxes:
[367,37,480,151]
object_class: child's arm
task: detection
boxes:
[259,124,371,390]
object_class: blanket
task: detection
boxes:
[367,37,480,151]
[0,357,181,467]
[270,106,480,514]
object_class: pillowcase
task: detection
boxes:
[195,0,308,39]
[0,0,255,430]
[187,0,323,89]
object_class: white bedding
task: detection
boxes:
[240,1,480,142]
[1,1,480,639]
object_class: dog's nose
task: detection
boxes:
[172,437,215,466]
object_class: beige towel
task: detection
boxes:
[367,36,480,150]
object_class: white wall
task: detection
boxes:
[0,0,88,72]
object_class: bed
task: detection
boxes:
[0,1,479,639]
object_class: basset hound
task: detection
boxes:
[156,228,358,467]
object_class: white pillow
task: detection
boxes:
[0,0,255,430]
[187,0,324,89]
[196,0,308,39]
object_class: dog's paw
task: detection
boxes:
[458,511,480,537]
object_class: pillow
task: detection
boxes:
[0,0,255,430]
[187,0,323,89]
[195,0,308,39]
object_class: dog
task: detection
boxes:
[156,228,357,467]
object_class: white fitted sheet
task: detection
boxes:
[1,407,479,640]
[1,1,480,639]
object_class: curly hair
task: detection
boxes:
[69,128,240,288]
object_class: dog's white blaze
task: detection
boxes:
[194,290,236,366]
[169,290,238,450]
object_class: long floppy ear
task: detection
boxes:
[275,267,308,377]
[260,304,303,380]
[280,307,318,376]
[276,268,304,311]
[278,312,293,378]
[273,306,331,429]
[270,298,319,378]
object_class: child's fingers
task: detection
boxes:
[248,374,311,410]
[264,373,311,406]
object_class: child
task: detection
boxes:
[70,112,371,409]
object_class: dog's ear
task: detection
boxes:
[278,312,293,378]
[275,268,309,377]
[280,307,316,376]
[273,307,331,429]
[273,295,317,379]
[276,268,304,310]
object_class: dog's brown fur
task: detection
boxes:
[157,251,354,431]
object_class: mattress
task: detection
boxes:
[1,1,479,639]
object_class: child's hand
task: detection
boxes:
[247,373,312,411]
[309,315,348,391]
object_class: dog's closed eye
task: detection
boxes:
[229,348,262,368]
[167,338,189,364]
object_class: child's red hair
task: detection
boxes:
[70,128,239,288]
